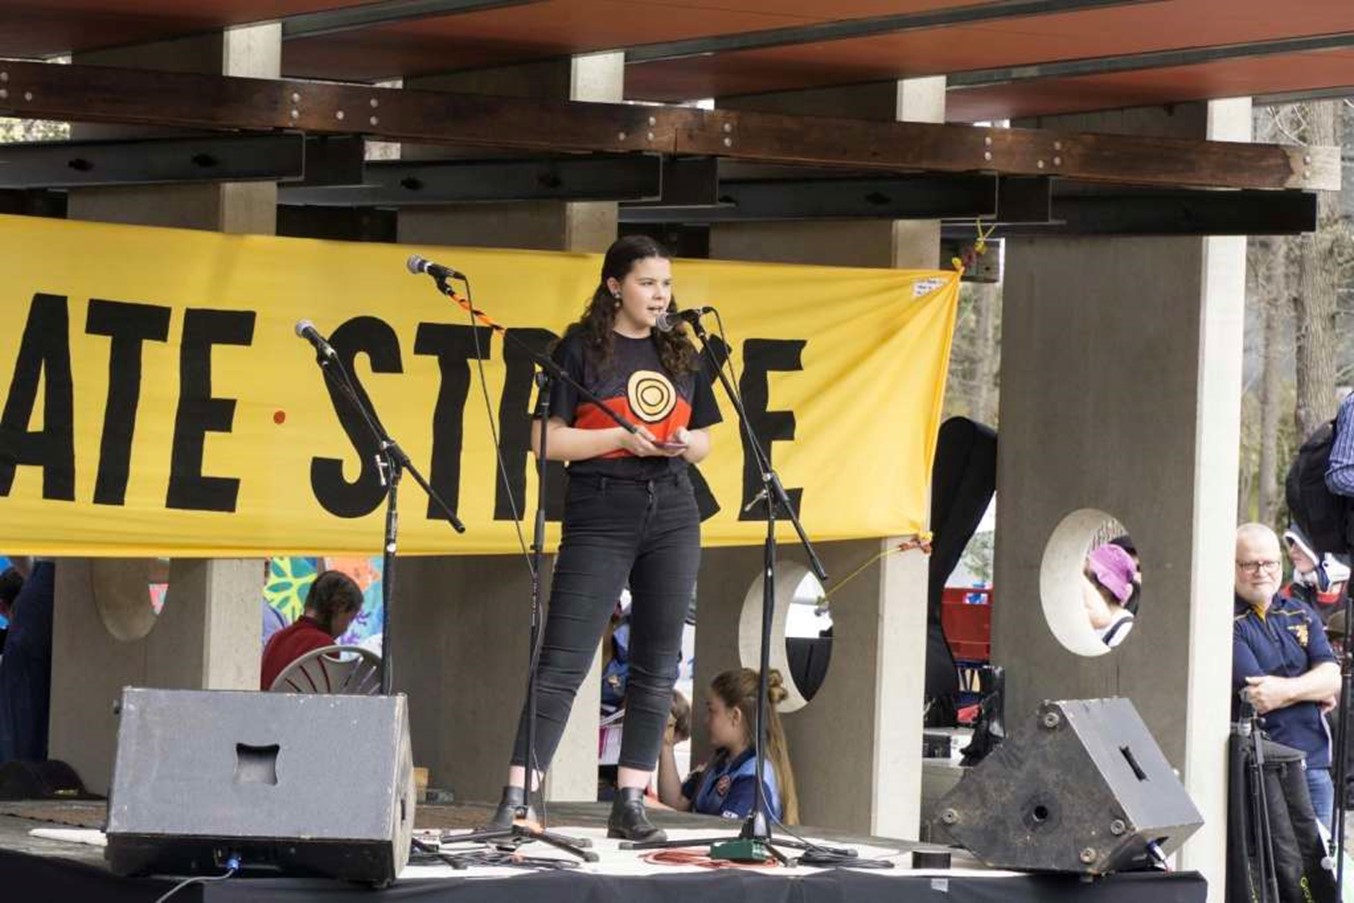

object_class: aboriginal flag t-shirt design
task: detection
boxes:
[544,332,721,480]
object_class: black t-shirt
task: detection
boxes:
[542,331,722,480]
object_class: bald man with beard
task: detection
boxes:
[1233,523,1342,827]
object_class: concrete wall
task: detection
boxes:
[693,541,928,836]
[50,559,261,793]
[388,554,540,800]
[994,100,1248,899]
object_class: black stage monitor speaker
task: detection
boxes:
[105,688,415,885]
[932,697,1202,874]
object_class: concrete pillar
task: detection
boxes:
[47,25,279,793]
[693,542,928,837]
[50,559,261,794]
[66,24,281,234]
[397,52,623,254]
[389,53,626,804]
[992,99,1249,900]
[694,77,946,837]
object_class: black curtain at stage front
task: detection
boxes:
[924,417,997,726]
[0,847,1209,903]
[1226,730,1338,903]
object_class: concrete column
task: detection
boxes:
[48,25,279,793]
[695,77,946,838]
[389,54,626,804]
[49,558,262,794]
[392,547,602,803]
[992,100,1249,900]
[397,52,624,254]
[67,24,281,234]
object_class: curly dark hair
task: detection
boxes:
[564,235,696,377]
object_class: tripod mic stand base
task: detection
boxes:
[447,822,598,863]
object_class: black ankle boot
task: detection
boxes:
[607,787,666,842]
[483,785,534,832]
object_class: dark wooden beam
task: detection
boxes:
[0,60,1338,192]
[684,109,1338,192]
[0,133,306,189]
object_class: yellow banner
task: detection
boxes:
[0,214,957,556]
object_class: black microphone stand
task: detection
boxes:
[304,341,465,696]
[412,271,645,863]
[1328,582,1352,886]
[623,312,861,866]
[1239,696,1280,903]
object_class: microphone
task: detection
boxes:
[655,307,713,333]
[407,254,464,281]
[295,319,336,360]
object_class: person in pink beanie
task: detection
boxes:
[1082,543,1139,648]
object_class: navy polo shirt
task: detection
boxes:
[1233,593,1338,768]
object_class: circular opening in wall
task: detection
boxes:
[93,558,170,642]
[739,561,828,713]
[1041,510,1142,657]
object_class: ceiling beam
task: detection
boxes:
[949,29,1354,88]
[0,60,1337,192]
[281,0,541,41]
[626,0,1163,65]
[943,186,1318,235]
[281,153,662,205]
[620,174,999,223]
[0,133,306,189]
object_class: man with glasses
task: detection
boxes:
[1234,523,1341,825]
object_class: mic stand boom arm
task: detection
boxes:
[426,274,643,437]
[690,316,826,584]
[305,345,465,697]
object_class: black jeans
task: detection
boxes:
[511,471,700,773]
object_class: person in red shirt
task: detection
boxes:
[260,570,364,690]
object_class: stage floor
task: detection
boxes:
[0,800,1207,902]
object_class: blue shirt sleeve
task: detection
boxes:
[1233,621,1264,694]
[1326,396,1354,496]
[680,768,703,802]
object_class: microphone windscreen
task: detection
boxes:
[406,254,427,275]
[294,319,314,337]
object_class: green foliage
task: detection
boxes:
[960,530,994,585]
[0,117,68,143]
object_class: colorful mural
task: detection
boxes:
[264,556,385,648]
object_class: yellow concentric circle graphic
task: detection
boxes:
[627,370,677,423]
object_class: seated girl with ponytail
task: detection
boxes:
[656,667,799,824]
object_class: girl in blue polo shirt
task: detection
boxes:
[657,668,800,824]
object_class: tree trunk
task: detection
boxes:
[971,283,999,426]
[1258,289,1283,522]
[1293,100,1342,438]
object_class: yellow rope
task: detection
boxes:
[814,534,932,612]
